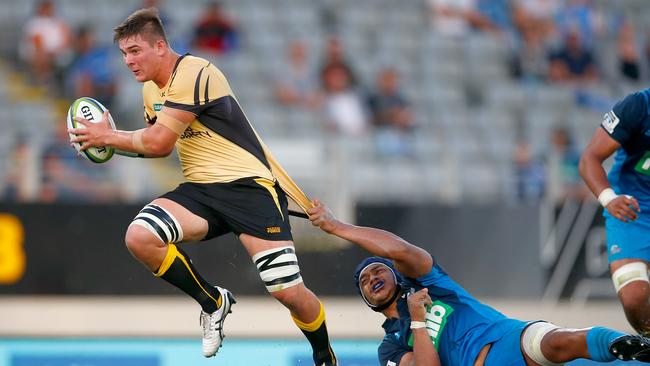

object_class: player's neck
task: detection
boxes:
[381,301,399,319]
[153,51,180,89]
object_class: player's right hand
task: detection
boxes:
[68,111,113,151]
[407,288,432,322]
[307,199,339,234]
[606,195,640,222]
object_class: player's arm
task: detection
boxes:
[69,107,192,158]
[307,199,432,278]
[579,99,642,222]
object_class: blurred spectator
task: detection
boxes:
[321,65,367,136]
[512,138,546,202]
[367,68,415,157]
[545,126,588,202]
[617,21,640,82]
[554,0,603,49]
[273,40,321,110]
[19,0,72,88]
[39,123,122,203]
[319,36,357,89]
[191,1,239,55]
[428,0,507,36]
[1,138,35,202]
[512,0,558,42]
[427,0,475,37]
[511,23,551,81]
[65,25,117,106]
[475,0,515,35]
[548,29,598,83]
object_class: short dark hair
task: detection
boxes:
[113,7,167,44]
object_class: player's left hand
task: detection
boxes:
[407,288,432,322]
[68,111,112,151]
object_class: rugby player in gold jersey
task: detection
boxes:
[68,8,337,365]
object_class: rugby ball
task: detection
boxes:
[67,97,116,164]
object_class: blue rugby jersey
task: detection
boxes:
[603,89,650,212]
[378,262,524,366]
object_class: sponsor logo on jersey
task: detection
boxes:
[602,110,620,134]
[180,127,211,140]
[154,103,163,111]
[407,300,454,350]
[387,361,397,366]
[635,151,650,176]
[266,226,281,234]
[610,244,621,255]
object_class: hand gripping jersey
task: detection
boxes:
[603,89,650,213]
[378,262,524,366]
[142,54,311,216]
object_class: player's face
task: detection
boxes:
[359,263,396,306]
[118,35,162,82]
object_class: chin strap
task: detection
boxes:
[369,284,402,312]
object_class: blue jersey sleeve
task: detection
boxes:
[378,334,409,366]
[603,91,648,145]
[415,265,446,287]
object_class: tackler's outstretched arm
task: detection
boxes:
[308,199,432,279]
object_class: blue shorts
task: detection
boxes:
[484,320,530,366]
[605,212,650,263]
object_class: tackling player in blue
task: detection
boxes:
[580,89,650,336]
[308,199,650,365]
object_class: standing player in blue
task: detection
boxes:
[580,89,650,336]
[308,200,650,365]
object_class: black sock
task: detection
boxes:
[292,302,337,365]
[154,244,222,313]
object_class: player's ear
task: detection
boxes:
[155,39,166,55]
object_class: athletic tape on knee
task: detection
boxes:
[130,204,184,244]
[522,322,564,366]
[612,262,649,293]
[252,246,303,292]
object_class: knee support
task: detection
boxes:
[522,321,563,366]
[130,204,184,244]
[252,246,303,292]
[612,262,649,293]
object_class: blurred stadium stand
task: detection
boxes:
[1,0,648,206]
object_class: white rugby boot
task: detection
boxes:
[200,287,236,357]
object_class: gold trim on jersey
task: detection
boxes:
[254,178,284,220]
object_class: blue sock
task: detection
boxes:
[586,327,625,362]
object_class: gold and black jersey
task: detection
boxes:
[143,54,311,215]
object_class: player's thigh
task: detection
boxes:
[129,197,209,244]
[150,198,209,242]
[606,215,650,263]
[239,233,294,257]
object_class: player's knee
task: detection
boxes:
[540,329,580,362]
[124,225,162,259]
[269,285,305,310]
[522,322,565,365]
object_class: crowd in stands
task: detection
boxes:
[2,0,649,205]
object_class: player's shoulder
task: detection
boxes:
[607,89,650,130]
[175,54,222,76]
[613,89,650,116]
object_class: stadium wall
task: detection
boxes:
[0,201,610,301]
